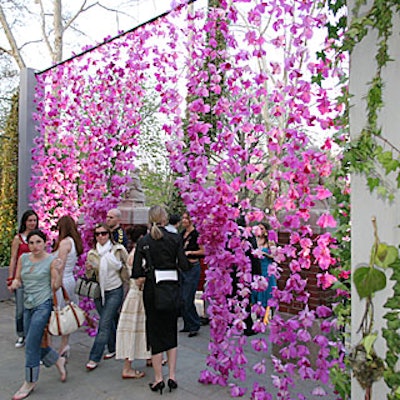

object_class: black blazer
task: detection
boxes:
[132,228,189,278]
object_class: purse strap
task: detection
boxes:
[52,285,71,308]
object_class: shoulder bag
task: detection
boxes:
[48,286,86,336]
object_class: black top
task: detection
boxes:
[132,228,189,278]
[247,234,261,276]
[181,229,203,259]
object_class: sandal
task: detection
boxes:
[122,369,145,379]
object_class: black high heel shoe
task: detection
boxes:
[149,381,165,395]
[167,379,178,392]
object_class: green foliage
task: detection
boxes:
[0,91,19,266]
[382,257,400,397]
[353,265,386,299]
[135,80,181,209]
[341,0,400,201]
[339,2,400,396]
[350,218,400,396]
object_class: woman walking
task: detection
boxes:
[7,210,39,349]
[85,223,128,371]
[8,229,67,400]
[132,206,188,394]
[52,215,84,357]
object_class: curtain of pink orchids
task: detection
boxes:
[31,0,346,398]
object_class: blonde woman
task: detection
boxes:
[132,206,189,394]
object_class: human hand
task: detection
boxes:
[8,278,21,292]
[135,278,145,291]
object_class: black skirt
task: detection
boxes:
[143,281,178,355]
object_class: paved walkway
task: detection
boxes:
[0,299,336,399]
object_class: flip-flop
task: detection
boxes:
[122,370,145,379]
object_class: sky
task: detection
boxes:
[1,0,177,71]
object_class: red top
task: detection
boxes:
[16,234,30,265]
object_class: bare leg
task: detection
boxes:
[59,334,70,356]
[166,347,177,381]
[151,353,163,384]
[55,356,67,382]
[122,358,145,379]
[123,358,132,373]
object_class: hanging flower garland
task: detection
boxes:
[160,0,347,398]
[31,27,151,332]
[30,0,347,397]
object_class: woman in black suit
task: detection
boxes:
[132,206,188,394]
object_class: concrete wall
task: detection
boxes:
[349,2,400,398]
[18,68,37,222]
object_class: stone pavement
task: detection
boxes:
[0,299,337,400]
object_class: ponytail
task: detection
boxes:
[150,222,163,240]
[148,206,168,240]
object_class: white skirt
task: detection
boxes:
[116,280,150,360]
[56,274,79,308]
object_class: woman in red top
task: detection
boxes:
[7,210,39,348]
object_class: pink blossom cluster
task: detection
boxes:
[29,0,347,397]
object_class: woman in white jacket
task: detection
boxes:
[85,223,128,371]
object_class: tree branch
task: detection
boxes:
[0,5,25,69]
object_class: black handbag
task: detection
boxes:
[75,275,101,299]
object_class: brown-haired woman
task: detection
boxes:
[7,210,39,349]
[52,215,84,358]
[85,223,128,371]
[132,205,189,394]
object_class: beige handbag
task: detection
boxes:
[48,286,86,336]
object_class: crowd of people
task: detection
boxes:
[7,205,277,399]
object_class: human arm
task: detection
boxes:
[132,238,146,279]
[8,255,23,292]
[53,238,71,275]
[7,235,20,285]
[114,245,130,282]
[185,244,205,259]
[51,257,63,291]
[85,251,99,279]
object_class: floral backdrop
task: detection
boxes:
[30,0,347,398]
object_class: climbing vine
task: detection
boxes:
[343,0,400,200]
[326,0,400,398]
[0,92,19,266]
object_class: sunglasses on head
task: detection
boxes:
[95,231,109,237]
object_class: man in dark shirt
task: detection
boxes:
[106,208,128,249]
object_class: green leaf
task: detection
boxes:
[367,176,380,191]
[361,333,377,358]
[375,243,399,268]
[353,266,387,298]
